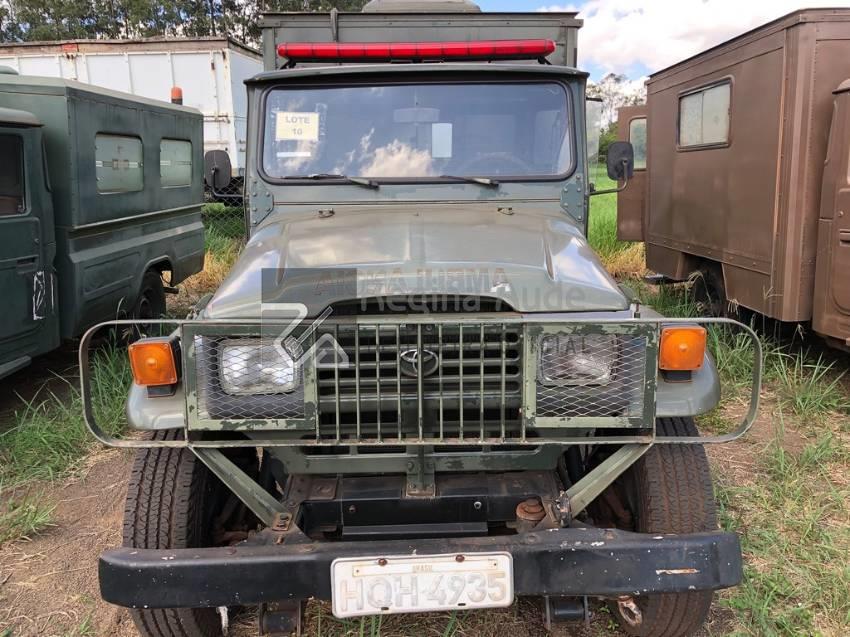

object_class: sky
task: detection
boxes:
[476,0,850,81]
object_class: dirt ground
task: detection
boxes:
[0,448,137,637]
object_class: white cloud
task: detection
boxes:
[540,0,849,74]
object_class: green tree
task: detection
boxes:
[598,121,617,162]
[0,0,369,43]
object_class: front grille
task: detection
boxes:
[315,322,524,441]
[186,320,657,443]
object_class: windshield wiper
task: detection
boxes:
[439,175,500,188]
[284,173,380,189]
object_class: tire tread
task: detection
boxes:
[615,417,717,637]
[122,430,221,637]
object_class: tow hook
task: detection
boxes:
[617,595,643,627]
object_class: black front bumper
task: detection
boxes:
[100,527,742,609]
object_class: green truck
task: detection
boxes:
[82,2,762,636]
[0,69,204,379]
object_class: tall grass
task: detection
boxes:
[0,346,129,486]
[587,173,647,278]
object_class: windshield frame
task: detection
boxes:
[257,76,576,186]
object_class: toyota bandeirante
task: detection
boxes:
[82,2,761,636]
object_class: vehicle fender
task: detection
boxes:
[126,382,186,430]
[655,352,721,417]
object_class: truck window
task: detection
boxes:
[0,134,25,215]
[262,82,572,180]
[629,118,647,169]
[95,134,144,193]
[160,139,193,188]
[678,82,730,148]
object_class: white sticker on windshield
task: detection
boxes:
[432,123,453,158]
[276,112,320,141]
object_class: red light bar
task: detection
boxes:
[277,39,556,62]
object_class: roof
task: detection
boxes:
[0,106,40,126]
[650,8,850,80]
[362,0,481,11]
[0,36,260,59]
[0,73,202,116]
[246,62,587,84]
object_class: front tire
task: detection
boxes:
[123,430,224,637]
[609,417,718,637]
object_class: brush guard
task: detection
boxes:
[80,316,762,450]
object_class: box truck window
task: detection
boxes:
[160,139,193,188]
[629,118,647,169]
[263,82,572,181]
[0,134,25,215]
[678,82,730,148]
[95,134,144,193]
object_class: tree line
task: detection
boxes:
[0,0,368,46]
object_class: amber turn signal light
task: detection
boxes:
[128,338,178,386]
[659,326,707,371]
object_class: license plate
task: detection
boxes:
[331,552,514,618]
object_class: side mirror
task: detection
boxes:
[606,141,635,181]
[204,149,233,191]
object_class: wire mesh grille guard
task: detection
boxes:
[184,319,658,442]
[194,335,306,421]
[536,334,648,419]
[79,317,763,448]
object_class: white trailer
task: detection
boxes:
[0,37,262,180]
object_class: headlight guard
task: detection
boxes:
[537,334,619,386]
[219,337,303,395]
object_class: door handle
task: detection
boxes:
[840,230,850,245]
[16,256,38,274]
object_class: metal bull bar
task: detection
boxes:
[79,316,762,450]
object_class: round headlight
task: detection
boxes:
[538,334,618,386]
[219,337,302,395]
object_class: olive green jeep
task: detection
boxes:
[81,3,761,636]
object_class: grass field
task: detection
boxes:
[586,180,850,636]
[1,195,849,636]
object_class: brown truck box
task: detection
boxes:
[617,9,850,348]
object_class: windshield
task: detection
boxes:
[262,82,572,181]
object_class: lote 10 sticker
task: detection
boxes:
[276,112,320,141]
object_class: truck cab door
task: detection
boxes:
[0,129,55,374]
[813,81,850,347]
[616,106,648,241]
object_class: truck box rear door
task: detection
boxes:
[616,105,647,242]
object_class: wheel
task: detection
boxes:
[608,417,717,637]
[123,430,226,637]
[132,270,167,322]
[689,266,727,318]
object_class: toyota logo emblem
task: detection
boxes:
[399,348,439,378]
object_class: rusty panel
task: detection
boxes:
[813,82,850,346]
[616,105,647,241]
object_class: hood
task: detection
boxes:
[204,204,627,318]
